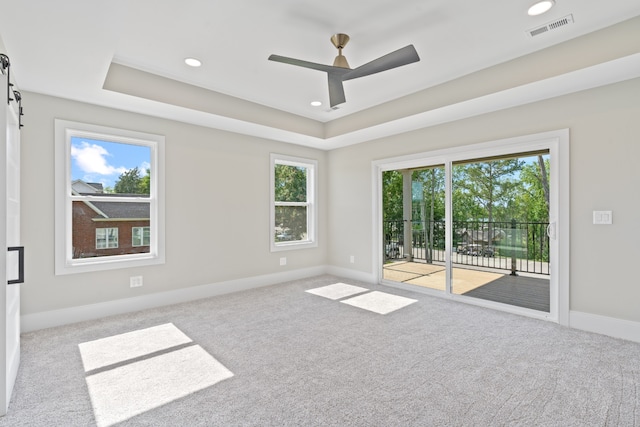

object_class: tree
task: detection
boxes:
[382,170,403,221]
[537,155,549,212]
[453,159,524,223]
[114,167,148,194]
[139,168,151,194]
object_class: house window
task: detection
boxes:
[96,228,119,249]
[270,154,317,251]
[132,226,150,247]
[55,120,165,275]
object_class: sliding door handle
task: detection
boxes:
[546,223,556,240]
[7,246,24,285]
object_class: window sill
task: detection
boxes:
[270,240,318,252]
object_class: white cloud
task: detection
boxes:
[139,161,151,176]
[71,141,127,176]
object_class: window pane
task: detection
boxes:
[143,227,151,245]
[132,227,141,246]
[74,200,150,258]
[275,206,308,242]
[132,227,151,247]
[274,164,307,202]
[96,229,107,250]
[94,228,118,253]
[107,228,118,248]
[71,137,151,197]
[71,137,152,259]
[451,152,551,312]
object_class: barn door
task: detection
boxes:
[0,63,22,415]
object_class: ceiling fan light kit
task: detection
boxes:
[268,33,420,108]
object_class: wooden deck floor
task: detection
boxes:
[383,261,550,312]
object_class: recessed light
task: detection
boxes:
[310,101,322,107]
[528,0,555,16]
[184,57,202,67]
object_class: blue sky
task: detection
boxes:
[71,137,151,189]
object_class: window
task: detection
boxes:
[55,120,165,274]
[132,226,150,247]
[270,154,317,251]
[96,228,119,249]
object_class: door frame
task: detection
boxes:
[372,129,570,325]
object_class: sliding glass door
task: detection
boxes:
[376,131,568,323]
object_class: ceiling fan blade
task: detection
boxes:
[327,73,346,108]
[268,54,336,73]
[342,45,420,81]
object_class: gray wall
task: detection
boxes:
[328,76,640,323]
[21,94,328,315]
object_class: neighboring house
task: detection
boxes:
[459,228,506,246]
[71,180,150,258]
[71,180,104,194]
[456,228,506,256]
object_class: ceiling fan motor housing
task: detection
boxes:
[331,34,351,68]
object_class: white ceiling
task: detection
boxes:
[1,0,640,149]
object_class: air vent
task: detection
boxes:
[527,14,574,37]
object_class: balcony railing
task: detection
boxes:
[384,220,550,275]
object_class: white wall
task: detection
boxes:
[21,94,328,317]
[328,76,640,325]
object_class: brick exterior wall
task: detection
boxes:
[72,201,150,258]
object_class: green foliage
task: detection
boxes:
[113,167,150,195]
[139,168,151,195]
[275,164,306,202]
[382,170,403,221]
[453,159,524,222]
[515,158,550,222]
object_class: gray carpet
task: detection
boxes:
[2,275,639,426]
[462,275,550,312]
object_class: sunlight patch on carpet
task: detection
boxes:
[341,291,417,314]
[78,323,192,371]
[79,324,233,427]
[305,283,369,300]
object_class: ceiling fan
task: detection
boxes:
[268,34,420,108]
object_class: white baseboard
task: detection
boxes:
[21,266,328,333]
[26,267,639,346]
[570,311,640,343]
[325,266,377,284]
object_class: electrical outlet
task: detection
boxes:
[350,255,355,264]
[130,276,143,288]
[593,210,612,225]
[280,257,287,266]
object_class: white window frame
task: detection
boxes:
[96,227,119,249]
[55,119,165,275]
[270,153,318,252]
[132,226,150,247]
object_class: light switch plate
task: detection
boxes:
[593,210,612,225]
